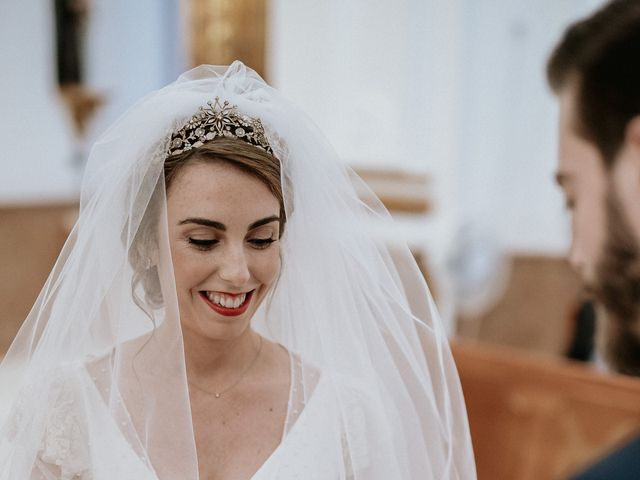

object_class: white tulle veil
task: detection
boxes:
[0,62,475,479]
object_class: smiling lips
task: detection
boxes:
[200,290,254,316]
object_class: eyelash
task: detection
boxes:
[249,238,276,249]
[187,238,276,251]
[188,238,218,250]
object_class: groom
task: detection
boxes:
[548,0,640,478]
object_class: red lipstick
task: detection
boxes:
[199,290,254,317]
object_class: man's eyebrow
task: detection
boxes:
[178,218,226,231]
[248,215,280,230]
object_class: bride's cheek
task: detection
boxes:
[259,251,281,283]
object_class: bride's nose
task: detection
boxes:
[217,244,251,286]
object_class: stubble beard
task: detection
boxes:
[591,190,640,376]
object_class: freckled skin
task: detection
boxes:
[166,161,290,480]
[167,161,281,342]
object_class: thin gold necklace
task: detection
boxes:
[188,336,263,399]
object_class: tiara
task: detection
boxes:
[167,97,273,157]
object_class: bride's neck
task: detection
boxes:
[182,327,259,380]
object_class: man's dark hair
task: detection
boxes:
[547,0,640,165]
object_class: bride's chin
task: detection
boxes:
[180,307,255,342]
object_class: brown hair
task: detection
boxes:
[547,0,640,165]
[164,137,286,235]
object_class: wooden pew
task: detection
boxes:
[0,202,77,354]
[452,339,640,480]
[457,255,583,356]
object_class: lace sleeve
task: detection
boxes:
[33,370,92,480]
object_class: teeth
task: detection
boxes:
[206,292,247,308]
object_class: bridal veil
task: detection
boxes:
[0,62,476,479]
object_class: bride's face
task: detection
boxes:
[166,160,281,341]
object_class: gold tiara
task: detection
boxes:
[167,97,273,157]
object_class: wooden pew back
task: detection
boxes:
[453,340,640,479]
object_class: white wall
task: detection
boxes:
[85,0,186,143]
[0,2,74,203]
[268,0,605,258]
[268,0,459,173]
[454,0,605,255]
[0,0,184,204]
[268,0,465,267]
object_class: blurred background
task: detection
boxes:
[5,1,640,479]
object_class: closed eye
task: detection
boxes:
[249,238,276,249]
[188,238,218,250]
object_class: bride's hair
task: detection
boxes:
[130,137,286,312]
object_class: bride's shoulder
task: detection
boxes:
[2,361,93,478]
[14,361,90,422]
[39,364,92,476]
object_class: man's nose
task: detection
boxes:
[568,238,586,276]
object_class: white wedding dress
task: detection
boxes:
[2,361,370,480]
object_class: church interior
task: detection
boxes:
[2,1,639,478]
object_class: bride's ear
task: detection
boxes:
[146,243,160,270]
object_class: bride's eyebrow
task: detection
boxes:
[248,215,280,230]
[178,215,280,231]
[178,218,226,230]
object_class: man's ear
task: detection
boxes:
[616,116,640,243]
[625,116,640,151]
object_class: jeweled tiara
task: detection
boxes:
[167,97,273,157]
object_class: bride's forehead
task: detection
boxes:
[173,161,259,190]
[167,161,278,211]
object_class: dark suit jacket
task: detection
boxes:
[571,436,640,479]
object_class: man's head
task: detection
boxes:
[549,0,640,375]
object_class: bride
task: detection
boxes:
[0,62,476,479]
